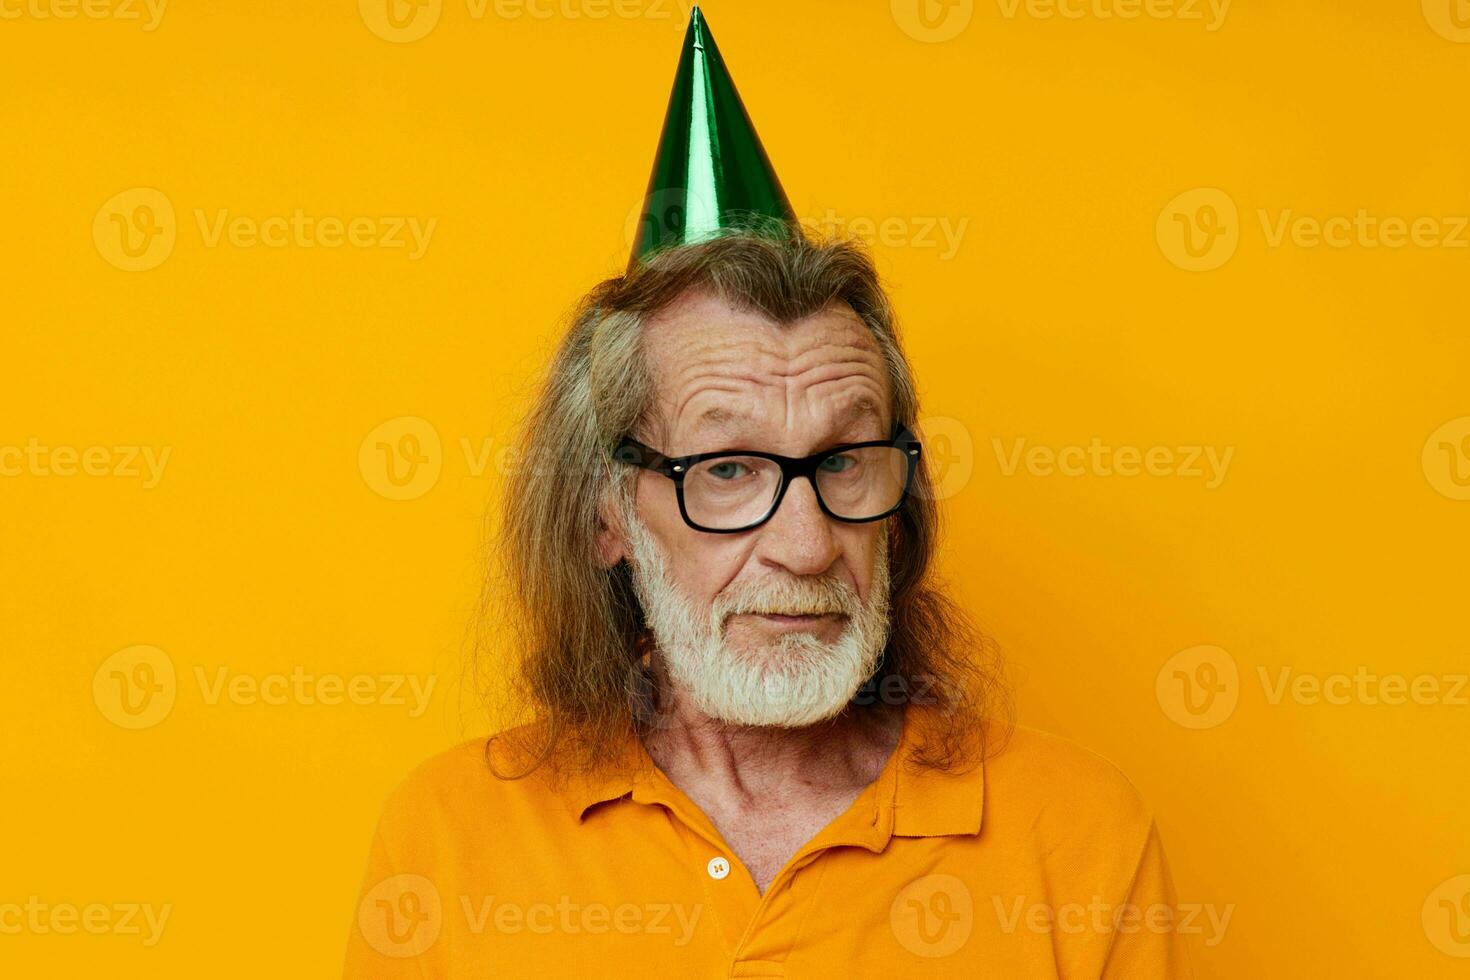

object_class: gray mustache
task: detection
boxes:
[715,579,859,619]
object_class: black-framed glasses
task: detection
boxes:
[612,428,922,533]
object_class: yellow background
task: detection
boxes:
[3,0,1468,975]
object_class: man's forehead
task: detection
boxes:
[639,290,891,447]
[642,289,876,354]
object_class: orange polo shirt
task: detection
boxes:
[342,707,1193,978]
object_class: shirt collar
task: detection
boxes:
[889,702,987,838]
[559,729,647,820]
[561,702,986,841]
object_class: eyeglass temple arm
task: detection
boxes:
[612,437,676,477]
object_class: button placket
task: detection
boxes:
[723,766,900,969]
[635,785,761,958]
[626,734,902,972]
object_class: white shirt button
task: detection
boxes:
[706,856,730,880]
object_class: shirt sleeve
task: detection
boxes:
[1100,818,1195,979]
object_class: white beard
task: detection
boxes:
[621,507,892,728]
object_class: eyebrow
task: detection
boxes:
[691,397,885,436]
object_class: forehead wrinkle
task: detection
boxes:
[646,311,888,446]
[697,388,867,452]
[784,374,889,435]
[774,344,888,431]
[667,357,886,441]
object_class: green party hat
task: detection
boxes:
[628,3,799,270]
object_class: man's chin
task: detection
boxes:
[698,696,851,730]
[688,654,866,728]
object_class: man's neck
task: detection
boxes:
[643,697,903,804]
[638,671,904,893]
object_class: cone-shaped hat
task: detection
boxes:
[628,4,798,270]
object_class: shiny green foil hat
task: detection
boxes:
[628,4,799,271]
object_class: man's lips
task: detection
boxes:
[739,611,844,629]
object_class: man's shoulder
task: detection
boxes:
[374,722,560,830]
[386,736,495,797]
[983,723,1155,830]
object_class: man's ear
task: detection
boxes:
[594,494,629,568]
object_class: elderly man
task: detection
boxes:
[344,8,1190,979]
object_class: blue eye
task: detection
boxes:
[708,461,750,480]
[819,454,856,473]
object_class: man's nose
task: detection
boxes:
[756,475,840,575]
